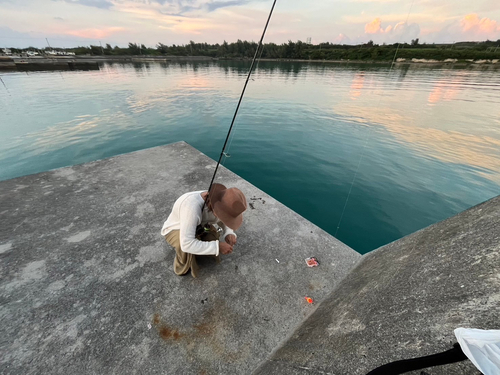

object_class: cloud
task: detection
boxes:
[0,26,106,48]
[363,17,420,43]
[3,0,499,48]
[65,26,125,39]
[206,0,251,12]
[333,33,351,44]
[365,18,383,34]
[141,0,252,15]
[59,0,113,9]
[0,26,38,47]
[423,14,500,43]
[348,0,400,2]
[460,13,500,36]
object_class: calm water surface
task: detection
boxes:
[1,61,499,253]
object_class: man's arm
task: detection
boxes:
[179,200,219,256]
[217,221,237,245]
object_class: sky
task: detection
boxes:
[1,0,500,48]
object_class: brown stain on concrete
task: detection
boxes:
[152,313,184,341]
[153,298,251,369]
[152,313,160,325]
[193,320,214,336]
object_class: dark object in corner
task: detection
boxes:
[366,343,467,375]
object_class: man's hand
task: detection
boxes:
[225,234,237,246]
[219,241,233,255]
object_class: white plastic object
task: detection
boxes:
[454,328,500,375]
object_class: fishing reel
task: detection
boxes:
[195,223,212,238]
[196,223,223,241]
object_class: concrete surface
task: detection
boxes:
[253,195,500,375]
[0,141,361,375]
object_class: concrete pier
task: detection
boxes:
[0,142,360,374]
[253,195,500,375]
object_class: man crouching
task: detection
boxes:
[161,183,247,278]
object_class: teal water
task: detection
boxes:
[1,61,499,253]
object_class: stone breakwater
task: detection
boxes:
[0,55,217,71]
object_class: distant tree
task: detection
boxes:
[128,43,140,55]
[235,39,244,55]
[189,40,196,55]
[73,46,90,55]
[371,47,381,60]
[9,38,500,61]
[282,40,295,58]
[217,40,228,57]
[294,40,304,59]
[103,43,112,55]
[90,45,102,55]
[157,43,168,54]
[310,50,325,60]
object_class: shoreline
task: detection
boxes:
[1,55,499,72]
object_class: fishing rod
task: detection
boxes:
[201,0,277,212]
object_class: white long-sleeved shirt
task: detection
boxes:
[161,191,236,256]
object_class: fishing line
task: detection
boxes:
[0,76,9,93]
[1,45,11,93]
[253,42,266,78]
[43,38,66,81]
[335,0,415,238]
[221,42,266,167]
[391,0,416,69]
[202,0,277,209]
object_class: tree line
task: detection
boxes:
[8,39,500,62]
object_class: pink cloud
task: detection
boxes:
[363,17,420,43]
[365,17,382,34]
[460,13,500,35]
[65,27,125,40]
[422,13,500,43]
[365,18,405,35]
[333,33,351,44]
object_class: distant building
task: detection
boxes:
[2,48,12,56]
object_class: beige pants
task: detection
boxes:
[165,226,220,278]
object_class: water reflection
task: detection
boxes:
[119,60,421,78]
[1,61,499,253]
[428,76,464,105]
[335,104,500,184]
[349,73,365,99]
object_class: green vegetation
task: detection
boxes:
[8,39,500,62]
